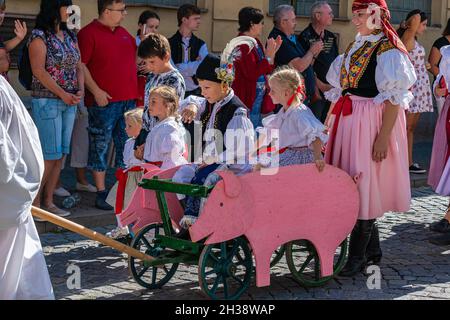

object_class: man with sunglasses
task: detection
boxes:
[78,0,138,211]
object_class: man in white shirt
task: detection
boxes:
[0,76,54,300]
[169,3,208,97]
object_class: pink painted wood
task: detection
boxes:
[189,164,360,288]
[119,165,185,233]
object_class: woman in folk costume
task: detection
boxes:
[173,37,256,238]
[324,0,417,276]
[0,76,54,299]
[427,45,450,244]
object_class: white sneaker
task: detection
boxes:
[54,187,71,197]
[76,182,97,193]
[106,226,130,239]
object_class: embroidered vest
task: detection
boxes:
[183,96,247,160]
[340,37,395,98]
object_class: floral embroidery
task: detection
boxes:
[340,38,384,90]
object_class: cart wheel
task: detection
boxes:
[270,245,286,268]
[129,223,179,289]
[198,237,253,300]
[285,239,348,287]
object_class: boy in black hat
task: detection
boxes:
[175,38,257,237]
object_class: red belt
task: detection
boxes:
[258,146,308,156]
[115,162,162,214]
[327,95,353,162]
[258,146,288,155]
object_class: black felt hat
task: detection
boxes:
[195,54,222,84]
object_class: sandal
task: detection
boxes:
[43,205,71,218]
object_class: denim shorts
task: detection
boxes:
[87,100,136,172]
[31,98,76,160]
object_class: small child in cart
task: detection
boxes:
[106,87,188,240]
[106,108,145,239]
[255,67,328,171]
[140,86,188,169]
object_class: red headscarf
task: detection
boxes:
[352,0,408,55]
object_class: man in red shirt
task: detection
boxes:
[78,0,138,210]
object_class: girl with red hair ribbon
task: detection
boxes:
[323,0,417,276]
[255,67,328,172]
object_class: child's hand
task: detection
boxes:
[253,163,263,171]
[435,86,447,97]
[181,104,198,124]
[135,145,144,161]
[315,159,326,172]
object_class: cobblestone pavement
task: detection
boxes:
[41,187,450,300]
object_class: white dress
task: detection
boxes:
[0,76,54,300]
[143,116,188,170]
[257,103,329,167]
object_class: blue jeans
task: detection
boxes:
[87,100,136,172]
[31,98,76,160]
[249,81,265,128]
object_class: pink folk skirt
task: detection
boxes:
[428,96,450,192]
[325,95,411,220]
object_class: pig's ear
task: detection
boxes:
[216,171,241,198]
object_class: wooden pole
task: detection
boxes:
[32,206,154,262]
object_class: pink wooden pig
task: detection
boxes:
[189,164,360,288]
[120,165,185,233]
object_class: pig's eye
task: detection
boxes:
[220,203,224,207]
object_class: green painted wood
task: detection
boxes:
[139,178,213,198]
[155,235,203,255]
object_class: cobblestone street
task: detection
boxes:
[41,187,450,300]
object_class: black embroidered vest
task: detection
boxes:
[340,38,395,98]
[183,96,247,161]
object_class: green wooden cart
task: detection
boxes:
[128,176,348,300]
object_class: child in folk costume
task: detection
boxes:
[0,76,54,299]
[427,45,450,245]
[173,39,257,238]
[324,0,416,276]
[106,108,145,239]
[256,67,328,171]
[142,86,188,169]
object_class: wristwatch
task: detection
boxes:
[267,57,273,65]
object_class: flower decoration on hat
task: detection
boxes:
[215,36,258,85]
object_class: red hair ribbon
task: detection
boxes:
[287,84,306,107]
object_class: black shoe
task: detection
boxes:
[430,219,450,233]
[95,190,114,211]
[340,257,367,277]
[173,228,191,241]
[115,234,133,246]
[429,232,450,246]
[339,219,375,277]
[366,223,382,265]
[409,163,427,174]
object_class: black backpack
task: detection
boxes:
[18,40,32,90]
